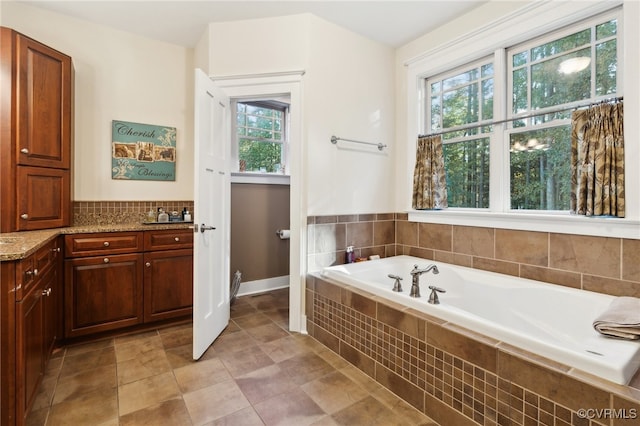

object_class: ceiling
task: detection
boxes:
[17,0,487,48]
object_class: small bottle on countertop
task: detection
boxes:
[146,209,156,223]
[345,246,355,264]
[157,207,169,222]
[183,207,192,222]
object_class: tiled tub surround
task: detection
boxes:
[73,201,194,226]
[306,274,640,426]
[306,213,640,424]
[320,255,640,385]
[307,213,640,300]
[307,213,397,272]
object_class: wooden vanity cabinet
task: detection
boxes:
[64,232,144,338]
[1,237,62,426]
[0,27,73,233]
[64,229,194,338]
[143,229,193,322]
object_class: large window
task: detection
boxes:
[428,61,493,208]
[507,17,618,211]
[234,100,289,174]
[423,11,620,213]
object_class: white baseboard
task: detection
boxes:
[236,275,289,297]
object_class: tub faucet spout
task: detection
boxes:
[409,264,439,298]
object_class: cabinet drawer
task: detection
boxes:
[144,229,193,251]
[64,232,143,257]
[16,239,59,301]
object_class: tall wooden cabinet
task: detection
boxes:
[1,237,62,426]
[0,27,73,233]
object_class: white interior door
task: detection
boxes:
[193,68,230,359]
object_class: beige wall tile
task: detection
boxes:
[623,239,640,282]
[418,223,452,251]
[375,364,425,412]
[346,222,373,248]
[499,353,609,412]
[376,303,424,340]
[550,234,621,278]
[426,323,497,373]
[583,275,640,298]
[373,221,395,245]
[314,279,341,303]
[495,229,548,266]
[397,221,418,246]
[314,223,346,254]
[453,226,494,257]
[342,288,377,318]
[519,265,581,289]
[339,342,376,378]
[472,257,519,277]
[338,214,358,222]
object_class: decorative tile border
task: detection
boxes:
[73,201,193,226]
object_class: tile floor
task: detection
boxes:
[27,288,438,425]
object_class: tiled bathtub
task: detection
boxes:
[306,270,640,425]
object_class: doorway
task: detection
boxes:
[212,72,305,333]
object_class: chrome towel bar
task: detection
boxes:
[330,135,387,151]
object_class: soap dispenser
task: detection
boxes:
[182,207,192,222]
[146,209,156,223]
[157,207,169,223]
[345,246,355,264]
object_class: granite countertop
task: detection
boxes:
[0,222,194,261]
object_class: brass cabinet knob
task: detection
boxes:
[103,241,110,247]
[174,237,180,242]
[145,262,151,267]
[42,288,51,297]
[20,214,28,220]
[20,148,29,154]
[103,258,109,264]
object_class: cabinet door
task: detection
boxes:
[143,249,193,323]
[65,253,144,338]
[16,166,70,231]
[15,32,72,169]
[41,265,58,358]
[16,277,45,423]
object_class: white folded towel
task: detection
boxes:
[593,296,640,340]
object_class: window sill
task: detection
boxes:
[407,209,640,240]
[231,172,290,185]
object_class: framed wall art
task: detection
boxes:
[111,120,176,181]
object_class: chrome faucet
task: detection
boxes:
[409,264,439,298]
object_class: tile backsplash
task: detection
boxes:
[73,201,194,226]
[307,212,640,299]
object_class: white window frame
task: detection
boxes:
[231,97,291,185]
[426,56,494,209]
[405,1,639,239]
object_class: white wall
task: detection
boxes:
[305,16,395,215]
[207,14,396,216]
[1,1,195,201]
[393,0,527,212]
[207,14,310,77]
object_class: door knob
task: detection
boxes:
[200,224,216,232]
